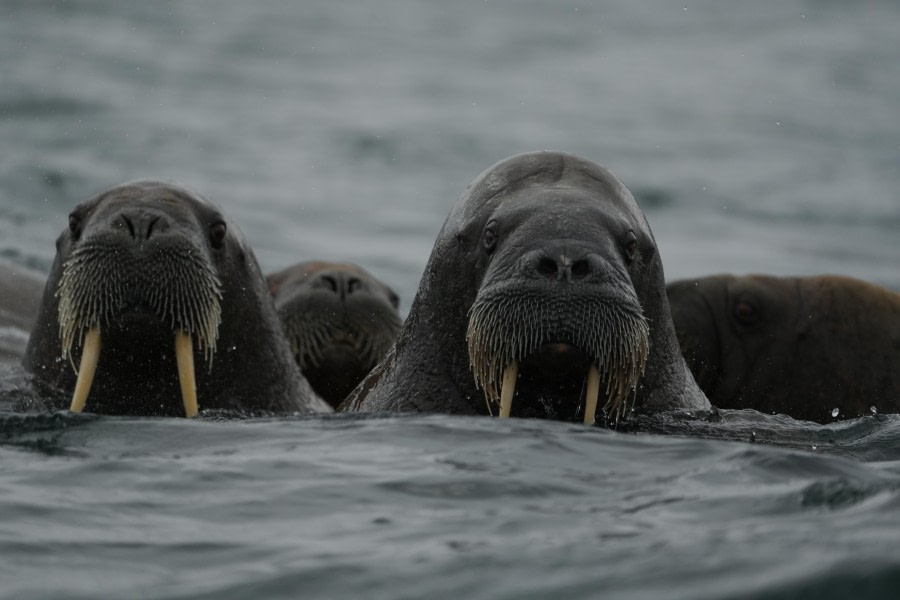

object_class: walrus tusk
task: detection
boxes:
[70,325,101,413]
[498,360,518,418]
[175,331,199,418]
[583,364,601,425]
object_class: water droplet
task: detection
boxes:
[811,444,817,451]
[831,407,839,418]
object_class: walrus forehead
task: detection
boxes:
[270,261,398,306]
[72,189,251,257]
[274,261,373,292]
[449,185,646,252]
[454,151,643,221]
[75,179,230,229]
[95,179,213,205]
[500,187,640,232]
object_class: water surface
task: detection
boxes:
[1,1,899,598]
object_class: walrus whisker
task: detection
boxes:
[280,309,401,375]
[69,325,101,413]
[466,285,649,422]
[57,244,223,370]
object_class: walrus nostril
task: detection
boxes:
[146,216,161,239]
[321,275,339,294]
[347,277,362,295]
[571,259,590,279]
[122,215,136,239]
[116,212,170,241]
[537,257,558,278]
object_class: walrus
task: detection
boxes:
[266,260,402,408]
[0,259,45,363]
[667,274,900,423]
[341,151,710,423]
[23,180,331,417]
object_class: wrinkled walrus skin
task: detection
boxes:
[24,180,331,417]
[342,151,710,423]
[667,273,900,423]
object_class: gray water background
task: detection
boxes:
[2,0,898,300]
[1,1,899,598]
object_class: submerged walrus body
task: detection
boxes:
[342,151,710,423]
[23,180,330,417]
[0,259,45,364]
[267,260,402,408]
[667,274,900,423]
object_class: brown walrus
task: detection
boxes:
[266,260,402,408]
[667,274,900,423]
[23,180,331,417]
[341,151,710,423]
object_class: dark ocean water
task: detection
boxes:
[1,1,899,598]
[3,411,900,600]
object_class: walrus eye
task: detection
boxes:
[209,221,227,249]
[623,230,638,262]
[483,223,498,255]
[68,213,82,240]
[733,300,761,326]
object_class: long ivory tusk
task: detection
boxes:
[175,331,199,418]
[583,364,601,425]
[70,326,101,413]
[498,360,518,418]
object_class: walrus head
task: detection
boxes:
[667,274,900,422]
[267,260,402,408]
[24,180,325,417]
[463,187,652,422]
[342,151,709,422]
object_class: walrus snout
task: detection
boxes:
[308,270,365,303]
[530,251,596,283]
[467,282,649,424]
[111,207,172,242]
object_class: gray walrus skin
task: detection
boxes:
[267,260,402,409]
[667,274,900,423]
[23,180,331,417]
[0,259,45,364]
[341,151,710,423]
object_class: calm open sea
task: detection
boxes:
[1,1,899,598]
